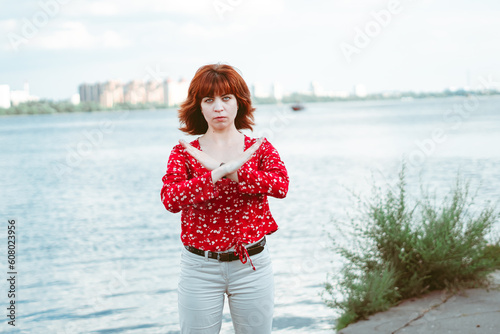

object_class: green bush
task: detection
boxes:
[323,165,499,331]
[483,243,500,269]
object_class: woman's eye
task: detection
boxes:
[204,98,213,103]
[222,96,230,101]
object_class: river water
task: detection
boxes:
[1,95,499,333]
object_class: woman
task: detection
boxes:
[161,63,289,334]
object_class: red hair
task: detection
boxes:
[178,64,255,135]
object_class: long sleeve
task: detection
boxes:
[237,138,289,198]
[161,144,219,213]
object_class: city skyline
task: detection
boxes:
[2,1,500,100]
[1,69,489,105]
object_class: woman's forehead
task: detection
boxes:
[197,75,234,97]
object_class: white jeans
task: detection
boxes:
[178,245,274,334]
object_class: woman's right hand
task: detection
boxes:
[219,137,264,176]
[179,139,221,171]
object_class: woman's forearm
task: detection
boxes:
[211,166,227,184]
[225,171,238,182]
[211,167,238,183]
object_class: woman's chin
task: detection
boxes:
[211,122,232,129]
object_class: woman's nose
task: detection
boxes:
[214,99,223,111]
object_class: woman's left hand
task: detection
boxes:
[219,137,263,175]
[179,139,220,171]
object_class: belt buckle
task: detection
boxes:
[217,252,231,262]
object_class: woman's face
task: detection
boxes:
[200,93,238,130]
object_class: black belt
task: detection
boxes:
[185,237,266,262]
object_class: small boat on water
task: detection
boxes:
[291,103,305,111]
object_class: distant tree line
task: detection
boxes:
[1,89,498,116]
[0,100,173,116]
[253,89,500,104]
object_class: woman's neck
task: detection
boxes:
[201,127,243,145]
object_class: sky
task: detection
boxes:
[1,0,499,100]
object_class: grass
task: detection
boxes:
[323,165,500,331]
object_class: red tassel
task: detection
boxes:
[234,242,256,271]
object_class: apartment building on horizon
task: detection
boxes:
[79,78,189,108]
[0,82,39,108]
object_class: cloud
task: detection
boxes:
[179,21,248,39]
[2,0,500,99]
[233,0,286,16]
[66,0,213,17]
[81,2,120,16]
[29,21,131,50]
[0,19,18,31]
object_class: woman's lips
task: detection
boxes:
[215,117,226,121]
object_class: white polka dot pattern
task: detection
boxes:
[160,135,289,252]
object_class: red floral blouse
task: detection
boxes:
[161,134,289,255]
